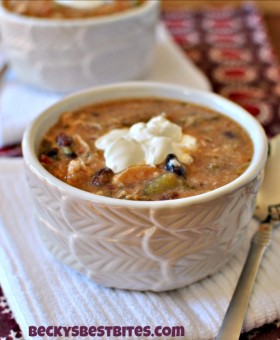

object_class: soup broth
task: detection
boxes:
[39,98,253,201]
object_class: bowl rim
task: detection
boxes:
[22,81,268,209]
[0,0,158,26]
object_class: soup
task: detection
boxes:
[3,0,146,19]
[38,98,253,201]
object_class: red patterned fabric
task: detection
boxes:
[0,288,22,339]
[163,2,280,138]
[1,3,280,339]
[0,144,22,157]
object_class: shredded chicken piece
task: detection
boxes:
[87,122,102,130]
[73,134,90,155]
[67,159,87,179]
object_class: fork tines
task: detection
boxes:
[268,204,280,222]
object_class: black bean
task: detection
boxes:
[92,168,114,186]
[46,148,58,158]
[223,131,236,138]
[56,133,72,147]
[165,154,187,178]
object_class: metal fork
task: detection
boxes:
[216,204,280,340]
[0,63,8,89]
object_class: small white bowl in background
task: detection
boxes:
[22,82,267,291]
[0,0,159,93]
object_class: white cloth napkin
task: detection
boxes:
[0,23,211,147]
[1,158,280,340]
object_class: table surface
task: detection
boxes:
[162,0,280,12]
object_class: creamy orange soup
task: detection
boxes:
[39,98,253,201]
[3,0,146,19]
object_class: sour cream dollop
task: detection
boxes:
[55,0,109,10]
[95,115,197,173]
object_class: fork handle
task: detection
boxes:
[216,242,267,340]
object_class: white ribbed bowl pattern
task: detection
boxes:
[22,82,268,291]
[0,1,159,93]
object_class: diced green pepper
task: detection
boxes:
[144,173,181,196]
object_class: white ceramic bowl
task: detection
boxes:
[0,1,159,93]
[22,82,267,291]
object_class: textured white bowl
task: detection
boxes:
[0,1,159,92]
[22,82,268,291]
